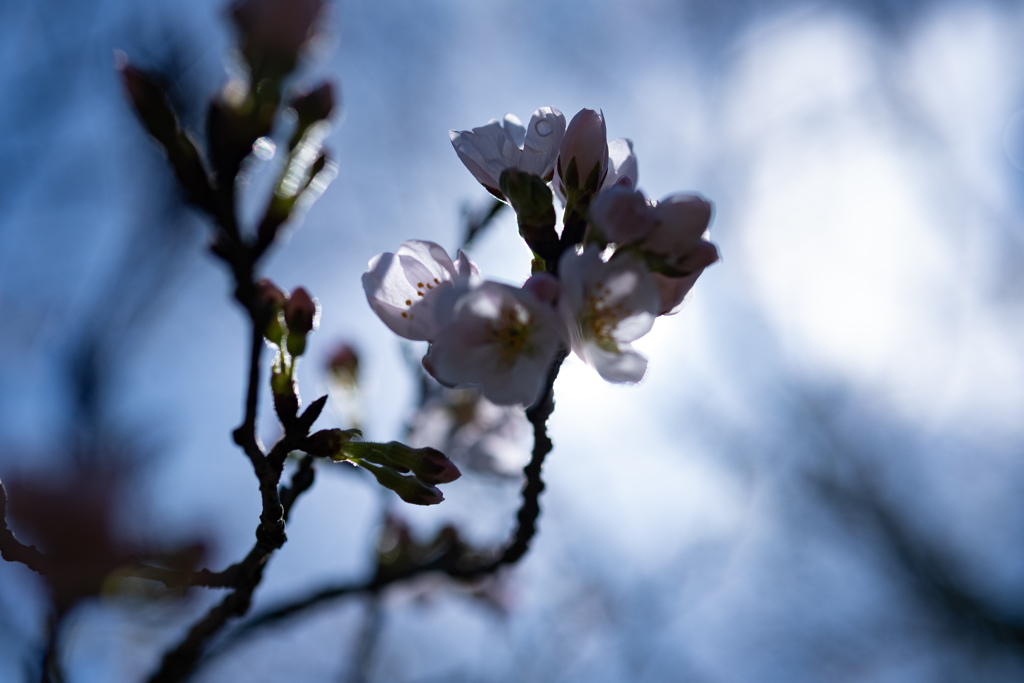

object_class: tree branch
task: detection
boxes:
[146,442,325,682]
[145,273,323,680]
[195,349,569,670]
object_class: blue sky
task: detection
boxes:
[2,0,1024,681]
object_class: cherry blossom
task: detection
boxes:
[423,279,566,406]
[558,248,660,383]
[589,187,719,313]
[362,240,479,341]
[600,138,638,191]
[449,108,566,199]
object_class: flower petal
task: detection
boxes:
[558,249,659,380]
[502,113,527,149]
[601,138,638,191]
[363,252,437,341]
[450,119,522,193]
[519,107,566,179]
[582,342,648,383]
[364,241,477,341]
[589,185,656,245]
[647,194,713,256]
[397,240,458,281]
[424,282,563,406]
[653,271,699,316]
[599,255,659,343]
[454,249,482,283]
[652,241,718,315]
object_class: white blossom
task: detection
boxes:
[449,108,566,198]
[558,248,659,383]
[423,279,566,406]
[600,138,638,191]
[362,240,479,341]
[590,188,719,313]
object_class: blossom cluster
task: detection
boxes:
[363,107,719,406]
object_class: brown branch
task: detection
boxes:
[146,431,318,682]
[148,561,269,683]
[453,346,567,576]
[196,349,569,670]
[231,272,267,470]
[146,257,328,681]
[281,455,316,521]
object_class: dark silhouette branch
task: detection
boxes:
[197,349,569,670]
[0,480,52,577]
[146,414,321,681]
[146,195,330,681]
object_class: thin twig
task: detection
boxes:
[453,346,567,575]
[343,596,384,683]
[40,613,65,683]
[146,274,319,680]
[231,275,267,469]
[147,421,324,681]
[281,455,317,521]
[196,349,568,669]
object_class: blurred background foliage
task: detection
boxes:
[2,0,1024,680]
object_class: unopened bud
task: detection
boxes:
[303,428,359,457]
[408,448,461,485]
[284,287,318,357]
[284,287,317,334]
[326,342,360,386]
[365,464,444,506]
[556,108,608,199]
[118,56,213,209]
[346,441,461,485]
[256,278,287,344]
[256,278,287,309]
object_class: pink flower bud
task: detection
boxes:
[326,342,360,384]
[556,109,608,197]
[412,448,462,485]
[256,278,288,344]
[284,287,318,334]
[256,278,287,311]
